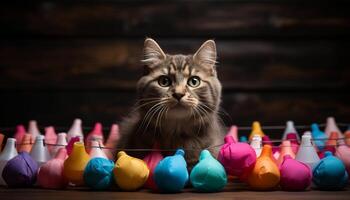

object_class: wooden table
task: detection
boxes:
[1,184,349,200]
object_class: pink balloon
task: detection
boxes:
[143,148,163,190]
[279,155,312,191]
[14,125,26,147]
[218,135,256,181]
[335,145,350,178]
[37,148,68,189]
[66,136,80,155]
[286,134,299,154]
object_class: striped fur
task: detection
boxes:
[118,38,225,168]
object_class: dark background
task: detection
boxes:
[0,0,349,136]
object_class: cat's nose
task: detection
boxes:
[172,93,185,101]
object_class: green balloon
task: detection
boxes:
[190,150,227,192]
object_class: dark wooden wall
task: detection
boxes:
[0,0,349,134]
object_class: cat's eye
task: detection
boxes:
[158,75,172,87]
[187,76,201,87]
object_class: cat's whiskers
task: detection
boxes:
[130,98,164,113]
[136,100,167,135]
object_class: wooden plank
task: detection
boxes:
[0,39,349,91]
[0,1,349,38]
[0,90,349,137]
[0,185,349,200]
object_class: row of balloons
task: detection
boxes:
[0,117,349,193]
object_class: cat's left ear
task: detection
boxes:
[193,40,217,72]
[141,38,166,68]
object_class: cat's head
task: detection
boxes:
[137,38,222,120]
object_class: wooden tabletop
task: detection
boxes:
[1,184,349,200]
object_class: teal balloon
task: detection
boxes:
[239,136,248,143]
[311,123,328,151]
[83,157,114,190]
[312,151,348,190]
[190,150,227,192]
[154,149,189,193]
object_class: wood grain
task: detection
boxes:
[0,1,349,38]
[0,39,348,91]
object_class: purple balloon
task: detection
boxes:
[2,152,39,187]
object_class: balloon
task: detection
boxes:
[2,152,39,187]
[313,151,348,190]
[218,135,256,181]
[279,155,311,191]
[18,134,33,153]
[66,136,80,155]
[84,157,114,190]
[67,118,84,142]
[37,148,68,189]
[28,120,41,143]
[345,131,350,146]
[335,141,350,179]
[104,124,120,159]
[325,117,342,138]
[30,135,51,166]
[277,140,295,166]
[227,125,238,142]
[0,138,18,185]
[86,123,104,153]
[154,149,188,193]
[143,147,163,190]
[262,135,279,155]
[239,136,248,143]
[114,151,149,191]
[51,133,68,157]
[250,135,262,157]
[282,121,300,141]
[0,133,4,153]
[323,131,338,155]
[63,142,90,185]
[311,123,327,151]
[286,133,299,154]
[14,125,26,148]
[44,126,57,152]
[190,150,227,192]
[296,132,320,169]
[249,121,265,141]
[89,140,108,159]
[247,145,280,190]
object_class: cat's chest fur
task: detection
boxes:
[118,112,225,168]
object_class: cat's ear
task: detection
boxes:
[193,40,217,70]
[141,38,166,68]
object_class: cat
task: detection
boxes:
[117,38,226,169]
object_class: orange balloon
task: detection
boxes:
[18,134,32,153]
[0,133,4,152]
[277,140,296,166]
[248,145,280,190]
[249,122,265,141]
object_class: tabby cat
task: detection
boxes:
[118,38,225,168]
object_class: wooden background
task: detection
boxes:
[0,0,349,136]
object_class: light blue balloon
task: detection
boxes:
[312,151,348,190]
[240,136,248,143]
[311,123,328,151]
[154,149,188,193]
[190,150,227,192]
[83,157,114,190]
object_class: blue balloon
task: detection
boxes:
[311,123,328,151]
[83,157,114,190]
[190,150,227,192]
[312,151,348,190]
[239,136,248,143]
[154,149,188,193]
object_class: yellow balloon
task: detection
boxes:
[248,145,280,190]
[113,151,149,191]
[63,142,90,185]
[249,121,265,141]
